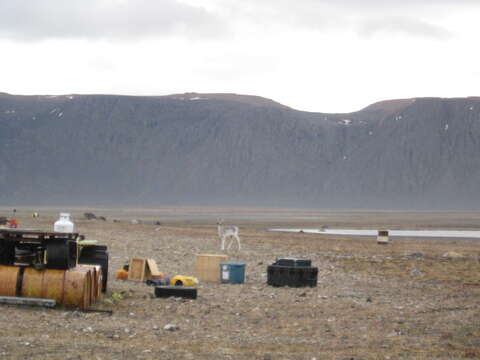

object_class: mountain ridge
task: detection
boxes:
[0,92,479,209]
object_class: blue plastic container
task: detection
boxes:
[220,262,246,284]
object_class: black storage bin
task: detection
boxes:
[274,258,312,267]
[78,245,109,293]
[154,286,197,299]
[267,265,318,287]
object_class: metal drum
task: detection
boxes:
[21,268,66,303]
[64,268,90,309]
[0,265,20,296]
[41,269,66,303]
[21,268,44,299]
[0,265,93,309]
[75,266,96,305]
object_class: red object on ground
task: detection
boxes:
[7,218,18,228]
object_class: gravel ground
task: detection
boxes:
[0,208,479,360]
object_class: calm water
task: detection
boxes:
[269,228,480,239]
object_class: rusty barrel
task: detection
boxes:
[0,265,93,310]
[64,268,91,309]
[79,265,102,300]
[41,269,66,303]
[75,266,96,306]
[21,268,44,298]
[0,265,20,296]
[21,268,65,304]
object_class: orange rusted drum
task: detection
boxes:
[22,268,66,303]
[88,265,103,300]
[41,269,66,303]
[0,265,20,296]
[21,268,44,299]
[80,268,92,307]
[64,269,90,309]
[1,266,94,309]
[77,265,98,304]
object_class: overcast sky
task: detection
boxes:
[0,0,479,112]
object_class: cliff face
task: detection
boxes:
[1,92,479,209]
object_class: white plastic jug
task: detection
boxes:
[54,213,75,233]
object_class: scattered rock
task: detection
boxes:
[442,251,464,259]
[84,212,96,220]
[410,268,423,277]
[164,324,179,331]
[337,291,362,298]
[406,252,424,258]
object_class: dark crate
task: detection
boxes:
[154,286,197,299]
[146,278,171,286]
[267,265,318,287]
[78,245,109,293]
[274,258,312,267]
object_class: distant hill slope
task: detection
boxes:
[0,92,479,209]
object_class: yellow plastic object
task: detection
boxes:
[78,239,98,246]
[170,275,198,287]
[0,265,20,296]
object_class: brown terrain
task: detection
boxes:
[0,207,479,360]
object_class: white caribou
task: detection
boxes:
[217,219,241,251]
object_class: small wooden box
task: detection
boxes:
[377,230,389,245]
[127,258,162,282]
[194,254,228,282]
[128,258,147,282]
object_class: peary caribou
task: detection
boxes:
[217,219,241,251]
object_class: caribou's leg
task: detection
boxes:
[234,234,241,251]
[221,235,226,251]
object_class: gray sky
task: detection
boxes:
[0,0,478,112]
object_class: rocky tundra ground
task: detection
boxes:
[0,207,479,360]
